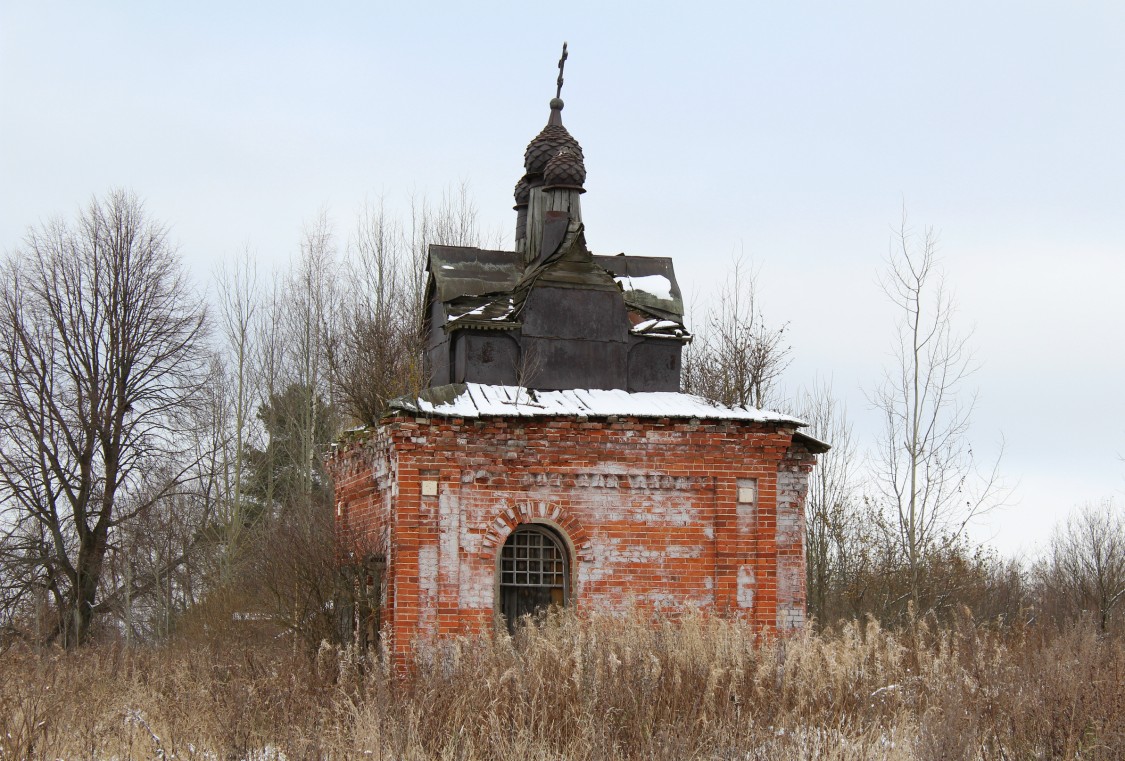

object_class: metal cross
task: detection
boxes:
[556,42,568,99]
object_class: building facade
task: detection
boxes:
[328,54,826,661]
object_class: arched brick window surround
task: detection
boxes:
[482,501,591,622]
[479,501,592,564]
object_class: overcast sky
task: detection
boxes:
[2,2,1123,558]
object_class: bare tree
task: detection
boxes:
[328,188,493,426]
[871,213,1004,609]
[239,381,338,648]
[204,190,495,644]
[683,257,791,409]
[795,381,862,627]
[1037,499,1125,632]
[221,215,343,646]
[328,200,424,425]
[242,213,341,518]
[287,214,339,503]
[0,191,209,646]
[213,251,259,580]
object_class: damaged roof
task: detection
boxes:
[429,245,686,328]
[593,254,682,322]
[429,246,523,302]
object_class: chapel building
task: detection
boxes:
[328,50,827,662]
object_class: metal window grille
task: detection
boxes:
[500,527,566,589]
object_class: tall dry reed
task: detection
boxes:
[1,611,1121,759]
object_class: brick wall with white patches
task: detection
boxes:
[775,444,816,632]
[329,413,819,663]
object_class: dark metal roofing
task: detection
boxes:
[793,430,832,454]
[445,294,521,330]
[429,246,522,303]
[593,254,684,322]
[428,245,687,329]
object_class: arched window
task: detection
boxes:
[499,524,569,632]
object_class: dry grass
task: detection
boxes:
[1,612,1122,760]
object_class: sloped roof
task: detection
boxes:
[428,246,686,326]
[445,294,520,329]
[429,246,522,302]
[593,255,683,322]
[390,383,805,424]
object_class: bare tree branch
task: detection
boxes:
[870,211,1006,609]
[683,256,791,409]
[0,190,210,646]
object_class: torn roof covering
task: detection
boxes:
[430,246,687,333]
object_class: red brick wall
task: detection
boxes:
[328,414,816,663]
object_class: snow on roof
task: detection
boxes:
[630,317,689,339]
[390,383,806,425]
[614,273,673,301]
[447,296,517,324]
